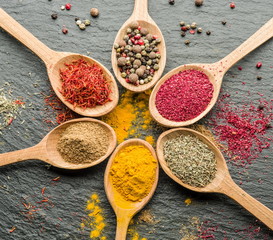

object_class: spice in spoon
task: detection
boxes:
[164,134,216,187]
[114,21,161,86]
[59,59,112,109]
[110,145,157,202]
[155,69,213,122]
[57,122,109,164]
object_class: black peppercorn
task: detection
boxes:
[195,0,203,6]
[257,76,262,80]
[75,17,80,21]
[258,105,264,110]
[51,13,58,20]
[206,30,211,35]
[181,32,186,37]
[222,20,227,25]
[169,0,175,5]
[266,123,272,129]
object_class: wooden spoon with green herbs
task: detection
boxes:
[0,118,117,170]
[157,128,273,230]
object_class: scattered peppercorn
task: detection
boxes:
[266,123,272,129]
[256,62,262,69]
[83,19,91,26]
[65,3,71,10]
[197,27,202,33]
[256,76,262,80]
[191,22,197,29]
[79,23,86,30]
[169,0,175,5]
[61,5,65,10]
[230,2,235,9]
[222,20,227,25]
[238,66,243,71]
[184,40,191,45]
[90,8,99,17]
[181,32,186,37]
[180,21,185,26]
[75,17,80,21]
[181,26,188,31]
[206,30,211,35]
[51,13,58,20]
[62,27,68,34]
[195,0,203,6]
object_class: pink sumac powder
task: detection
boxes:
[155,69,214,122]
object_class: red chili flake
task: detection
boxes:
[230,2,236,9]
[256,62,262,69]
[41,187,46,195]
[52,176,61,181]
[7,117,13,125]
[9,226,16,233]
[65,3,71,10]
[209,94,273,168]
[155,69,214,122]
[59,59,112,109]
[238,66,243,71]
[14,100,25,105]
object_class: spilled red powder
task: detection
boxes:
[155,69,214,122]
[209,94,273,168]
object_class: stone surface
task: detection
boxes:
[0,0,273,239]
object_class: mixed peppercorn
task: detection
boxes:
[114,21,161,86]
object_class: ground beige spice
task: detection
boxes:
[57,122,109,164]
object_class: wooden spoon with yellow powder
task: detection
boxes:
[104,139,159,240]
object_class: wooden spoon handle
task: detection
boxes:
[115,216,131,240]
[0,145,46,167]
[0,8,57,64]
[221,178,273,230]
[132,0,149,20]
[218,17,273,72]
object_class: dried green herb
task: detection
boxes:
[163,134,216,187]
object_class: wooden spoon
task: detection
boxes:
[0,8,118,117]
[150,17,273,127]
[111,0,166,92]
[104,139,159,239]
[0,118,117,170]
[157,128,273,230]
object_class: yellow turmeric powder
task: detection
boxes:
[110,145,157,202]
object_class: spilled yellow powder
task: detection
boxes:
[101,90,153,144]
[184,198,192,206]
[81,193,107,239]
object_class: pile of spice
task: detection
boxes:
[155,69,213,122]
[110,145,157,202]
[114,21,161,85]
[209,94,273,168]
[0,90,24,132]
[57,122,109,164]
[163,134,216,187]
[59,59,112,109]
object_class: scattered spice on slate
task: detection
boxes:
[230,2,236,9]
[61,5,65,10]
[256,76,262,80]
[195,0,204,6]
[197,27,202,33]
[221,20,227,25]
[0,90,24,132]
[57,122,109,164]
[184,40,191,45]
[59,59,112,109]
[256,62,262,69]
[65,3,71,10]
[155,69,213,122]
[164,134,216,188]
[90,8,99,17]
[114,21,161,85]
[51,13,58,20]
[206,30,211,35]
[169,0,175,5]
[209,93,273,168]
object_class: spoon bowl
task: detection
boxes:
[150,17,273,127]
[157,128,273,230]
[111,0,166,92]
[0,118,117,170]
[0,8,119,117]
[104,139,159,239]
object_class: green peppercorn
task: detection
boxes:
[126,28,132,34]
[148,76,153,81]
[135,53,142,59]
[153,64,159,70]
[134,29,140,34]
[156,53,161,59]
[191,22,197,29]
[114,43,119,49]
[180,21,185,26]
[186,24,191,30]
[147,60,152,66]
[83,19,91,26]
[79,23,86,30]
[155,38,161,43]
[141,50,147,56]
[130,68,135,73]
[144,78,149,84]
[121,72,127,78]
[197,27,202,33]
[124,35,129,41]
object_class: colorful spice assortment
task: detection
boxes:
[110,145,157,202]
[209,94,273,168]
[57,122,109,164]
[163,134,216,187]
[80,194,107,239]
[0,90,24,132]
[59,59,112,109]
[114,21,161,85]
[155,69,214,122]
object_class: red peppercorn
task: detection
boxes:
[138,39,144,45]
[134,35,141,40]
[256,62,262,69]
[181,26,188,31]
[130,38,135,44]
[238,66,243,71]
[65,3,72,10]
[62,27,68,34]
[125,78,131,83]
[138,26,142,30]
[230,2,235,9]
[153,35,158,39]
[189,29,195,34]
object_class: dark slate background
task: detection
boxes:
[0,0,273,239]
